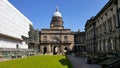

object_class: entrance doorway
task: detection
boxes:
[64,47,68,54]
[53,46,58,55]
[43,47,47,54]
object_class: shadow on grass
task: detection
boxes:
[59,56,73,68]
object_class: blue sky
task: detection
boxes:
[9,0,109,31]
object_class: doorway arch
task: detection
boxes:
[43,47,47,54]
[53,46,58,55]
[64,47,68,54]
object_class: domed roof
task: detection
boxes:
[53,6,62,17]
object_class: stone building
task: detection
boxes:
[73,30,86,53]
[85,0,120,56]
[39,7,74,55]
[85,17,96,55]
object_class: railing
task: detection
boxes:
[101,58,120,68]
[89,53,118,64]
[0,48,34,52]
[40,41,72,44]
[0,48,35,59]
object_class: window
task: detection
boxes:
[80,38,83,43]
[64,36,68,42]
[113,15,116,29]
[52,37,59,43]
[96,27,98,36]
[43,36,47,42]
[98,25,102,35]
[54,22,59,26]
[103,21,107,33]
[108,17,112,32]
[53,39,57,42]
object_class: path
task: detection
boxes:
[67,55,101,68]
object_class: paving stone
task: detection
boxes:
[67,55,101,68]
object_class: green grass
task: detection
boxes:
[0,55,72,68]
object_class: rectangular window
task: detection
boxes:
[113,15,116,29]
[95,27,98,36]
[108,17,112,32]
[99,25,102,36]
[103,21,106,33]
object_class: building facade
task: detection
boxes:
[85,0,120,56]
[85,17,96,55]
[39,7,74,55]
[0,0,33,56]
[74,30,86,53]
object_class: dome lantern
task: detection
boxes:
[53,6,62,17]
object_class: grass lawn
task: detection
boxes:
[0,55,72,68]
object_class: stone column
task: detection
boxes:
[113,36,116,52]
[117,34,120,54]
[110,38,114,52]
[50,45,52,53]
[103,39,106,53]
[48,45,51,54]
[105,39,108,53]
[40,45,43,54]
[101,40,103,53]
[98,40,101,53]
[47,45,49,54]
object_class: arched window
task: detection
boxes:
[52,37,59,43]
[64,36,68,42]
[43,36,47,42]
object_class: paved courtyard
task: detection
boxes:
[67,55,101,68]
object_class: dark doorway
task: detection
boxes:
[43,47,47,54]
[74,46,77,52]
[53,46,58,55]
[16,44,19,49]
[64,47,68,54]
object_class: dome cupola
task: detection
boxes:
[50,6,64,29]
[53,6,62,17]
